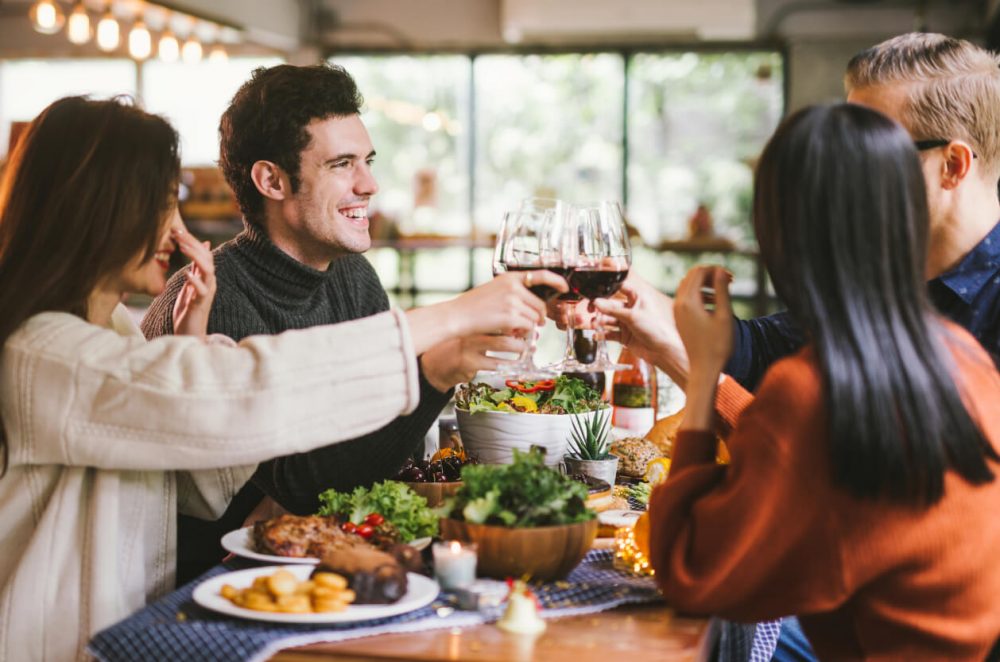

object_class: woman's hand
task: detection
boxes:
[592,273,691,387]
[406,270,568,355]
[673,265,733,380]
[172,227,217,338]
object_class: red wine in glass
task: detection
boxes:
[570,267,629,299]
[504,265,568,301]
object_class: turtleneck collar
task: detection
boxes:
[232,222,329,300]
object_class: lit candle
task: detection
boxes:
[432,540,478,590]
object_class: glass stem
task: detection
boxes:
[593,314,612,365]
[562,302,577,361]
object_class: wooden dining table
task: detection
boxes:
[271,602,709,662]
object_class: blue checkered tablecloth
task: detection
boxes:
[87,549,663,662]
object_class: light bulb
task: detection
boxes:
[181,38,202,63]
[158,31,179,62]
[96,11,120,51]
[66,2,90,44]
[128,20,151,60]
[30,0,65,35]
[207,45,227,64]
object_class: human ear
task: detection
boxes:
[939,141,975,191]
[250,161,289,201]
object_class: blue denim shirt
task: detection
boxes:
[725,220,1000,390]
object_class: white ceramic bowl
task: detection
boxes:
[455,407,604,467]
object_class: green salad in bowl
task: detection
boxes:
[439,450,598,580]
[454,376,608,466]
[455,375,604,415]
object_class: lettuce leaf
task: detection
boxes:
[317,480,439,541]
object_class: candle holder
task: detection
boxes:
[432,540,478,590]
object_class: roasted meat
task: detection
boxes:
[253,514,363,558]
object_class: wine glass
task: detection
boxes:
[492,207,564,379]
[572,200,632,371]
[548,206,590,372]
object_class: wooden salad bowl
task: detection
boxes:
[439,517,598,581]
[404,481,462,508]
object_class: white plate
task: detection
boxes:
[193,565,439,624]
[221,526,431,565]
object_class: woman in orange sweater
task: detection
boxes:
[597,103,1000,659]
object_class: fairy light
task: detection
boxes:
[29,0,65,35]
[66,1,91,44]
[27,1,243,65]
[158,30,179,62]
[181,37,203,63]
[614,528,654,577]
[95,8,120,52]
[128,20,152,60]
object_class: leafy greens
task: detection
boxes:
[317,480,438,541]
[446,449,595,528]
[455,375,604,415]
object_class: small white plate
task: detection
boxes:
[221,526,432,565]
[192,565,439,624]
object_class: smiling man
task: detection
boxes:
[142,63,516,583]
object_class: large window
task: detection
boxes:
[330,55,470,238]
[142,57,283,165]
[627,51,784,244]
[474,53,624,233]
[0,59,137,154]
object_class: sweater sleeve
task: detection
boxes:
[2,310,420,472]
[723,311,805,391]
[647,358,849,622]
[140,266,186,339]
[252,367,452,513]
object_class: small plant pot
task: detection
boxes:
[564,456,619,486]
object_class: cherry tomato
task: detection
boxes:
[340,521,357,533]
[356,523,375,539]
[364,513,385,526]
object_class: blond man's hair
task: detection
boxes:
[845,32,1000,177]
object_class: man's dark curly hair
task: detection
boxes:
[218,63,364,227]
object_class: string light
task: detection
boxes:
[26,1,243,64]
[158,29,179,62]
[66,1,91,45]
[181,38,203,64]
[207,45,228,64]
[128,20,152,60]
[614,528,655,577]
[95,8,120,52]
[29,0,65,35]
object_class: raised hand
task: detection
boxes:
[592,273,690,387]
[420,334,527,392]
[673,265,733,379]
[172,225,217,339]
[405,270,568,355]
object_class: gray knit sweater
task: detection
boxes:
[142,224,451,581]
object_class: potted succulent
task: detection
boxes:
[563,409,618,486]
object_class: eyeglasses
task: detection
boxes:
[914,138,978,159]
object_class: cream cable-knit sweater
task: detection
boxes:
[0,304,419,662]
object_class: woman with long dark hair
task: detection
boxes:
[0,96,563,660]
[597,103,1000,658]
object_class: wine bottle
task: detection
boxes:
[611,346,656,435]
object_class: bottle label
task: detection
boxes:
[613,407,655,435]
[612,384,651,408]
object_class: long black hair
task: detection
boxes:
[753,103,996,504]
[0,96,180,473]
